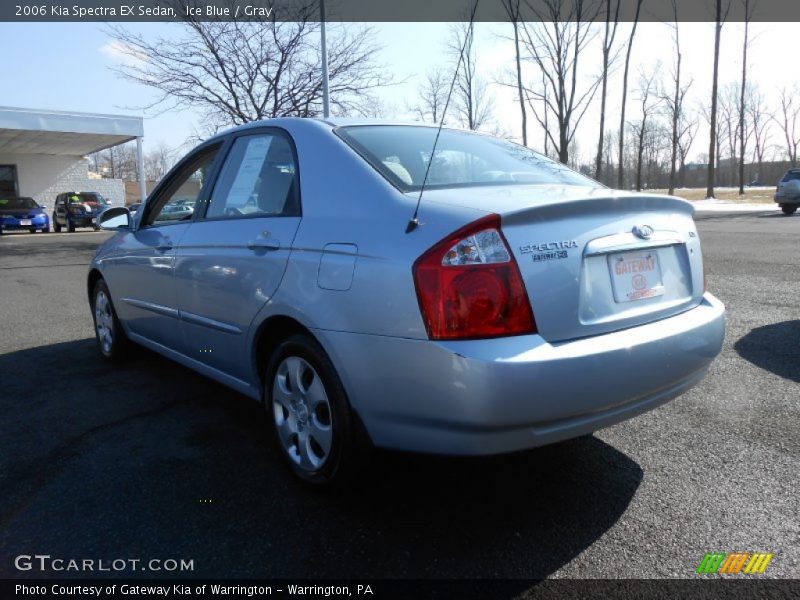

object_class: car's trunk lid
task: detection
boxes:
[419,184,704,342]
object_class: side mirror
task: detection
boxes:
[98,206,131,230]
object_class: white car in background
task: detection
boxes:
[775,169,800,215]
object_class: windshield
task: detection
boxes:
[0,197,39,210]
[68,193,108,205]
[336,125,599,191]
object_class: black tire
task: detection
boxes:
[29,227,36,233]
[67,220,76,232]
[40,226,50,233]
[781,204,797,215]
[264,333,366,486]
[91,279,129,361]
[53,215,61,232]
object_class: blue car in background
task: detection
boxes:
[0,197,50,234]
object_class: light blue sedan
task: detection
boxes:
[90,119,725,485]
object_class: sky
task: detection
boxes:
[0,20,792,166]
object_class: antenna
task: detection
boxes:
[405,0,481,234]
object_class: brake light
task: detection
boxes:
[413,214,536,340]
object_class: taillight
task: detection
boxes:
[412,214,536,340]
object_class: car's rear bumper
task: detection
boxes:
[775,193,800,204]
[315,293,725,455]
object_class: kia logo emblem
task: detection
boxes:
[633,225,654,239]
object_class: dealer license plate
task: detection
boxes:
[20,219,31,226]
[608,251,665,303]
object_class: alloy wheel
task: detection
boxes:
[94,290,114,354]
[272,356,333,472]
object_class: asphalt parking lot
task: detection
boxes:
[0,213,798,581]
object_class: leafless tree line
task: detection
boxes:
[89,142,177,183]
[103,0,800,192]
[408,0,800,193]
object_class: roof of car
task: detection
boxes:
[204,117,445,145]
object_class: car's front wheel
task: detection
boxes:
[53,215,61,232]
[67,220,76,232]
[265,333,364,486]
[92,279,129,361]
[781,204,797,215]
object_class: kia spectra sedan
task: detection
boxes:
[90,119,725,485]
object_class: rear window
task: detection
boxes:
[336,125,599,191]
[781,171,800,182]
[0,197,38,209]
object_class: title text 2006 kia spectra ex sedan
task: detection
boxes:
[90,119,725,485]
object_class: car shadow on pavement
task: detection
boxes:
[734,320,800,383]
[0,338,642,587]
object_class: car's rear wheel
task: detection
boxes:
[265,333,363,486]
[67,220,76,232]
[40,226,50,233]
[53,216,61,232]
[781,204,797,215]
[29,227,36,233]
[92,279,129,361]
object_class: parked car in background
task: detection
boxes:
[774,169,800,215]
[52,192,111,232]
[157,198,195,221]
[89,119,726,486]
[0,197,50,234]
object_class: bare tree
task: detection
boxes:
[503,0,528,145]
[520,0,602,164]
[738,0,756,193]
[144,142,176,182]
[677,116,698,187]
[706,0,730,198]
[91,143,138,181]
[617,0,644,189]
[446,22,494,131]
[662,1,692,195]
[631,67,661,191]
[747,84,771,177]
[775,86,800,167]
[594,0,621,179]
[408,69,449,124]
[107,5,389,125]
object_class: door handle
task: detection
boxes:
[156,242,173,252]
[247,238,280,251]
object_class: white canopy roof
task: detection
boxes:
[0,106,144,156]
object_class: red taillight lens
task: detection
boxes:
[413,214,537,340]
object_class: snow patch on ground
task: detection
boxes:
[691,199,778,212]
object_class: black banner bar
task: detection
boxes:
[3,0,800,23]
[3,579,800,600]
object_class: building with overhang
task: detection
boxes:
[0,106,145,209]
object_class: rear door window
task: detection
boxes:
[205,132,300,220]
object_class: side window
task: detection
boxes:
[144,145,220,227]
[206,133,299,220]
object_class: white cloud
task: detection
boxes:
[99,40,147,66]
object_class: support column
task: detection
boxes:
[136,136,146,205]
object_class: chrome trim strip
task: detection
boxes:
[121,297,180,319]
[180,310,242,335]
[583,231,684,257]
